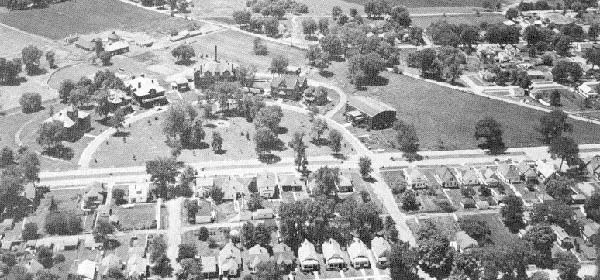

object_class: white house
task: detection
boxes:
[128,182,150,203]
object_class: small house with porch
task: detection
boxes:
[406,168,429,189]
[435,166,459,188]
[298,239,319,272]
[322,238,345,270]
[347,239,370,269]
[371,236,391,268]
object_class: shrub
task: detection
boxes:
[22,223,38,240]
[53,254,65,264]
[19,92,42,113]
[198,227,209,241]
[436,199,456,213]
[45,212,82,235]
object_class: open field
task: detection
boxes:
[411,13,505,28]
[0,0,192,39]
[315,61,600,151]
[112,204,158,231]
[90,109,352,168]
[0,24,58,58]
[190,30,307,72]
[340,0,513,8]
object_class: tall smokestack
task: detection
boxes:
[214,45,217,62]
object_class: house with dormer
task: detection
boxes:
[435,166,459,188]
[405,168,429,189]
[270,74,308,100]
[322,238,345,270]
[459,167,481,186]
[497,163,521,184]
[587,155,600,181]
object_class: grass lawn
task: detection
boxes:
[112,204,157,231]
[0,0,193,40]
[417,215,458,240]
[90,109,352,168]
[318,63,600,151]
[190,30,307,72]
[411,13,505,28]
[346,172,387,213]
[457,212,517,245]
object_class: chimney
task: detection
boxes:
[214,45,217,62]
[138,82,141,89]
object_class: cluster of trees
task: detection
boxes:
[171,44,195,65]
[148,235,173,277]
[407,46,466,83]
[393,120,420,161]
[0,57,23,85]
[523,23,591,57]
[59,70,125,109]
[552,60,583,84]
[246,0,308,17]
[253,105,283,160]
[141,0,189,14]
[0,146,41,222]
[474,117,507,155]
[426,21,481,51]
[517,0,553,11]
[19,92,42,113]
[279,193,386,252]
[162,101,206,151]
[0,45,54,86]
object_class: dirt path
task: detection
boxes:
[166,198,183,273]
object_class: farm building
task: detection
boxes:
[345,96,397,130]
[104,41,129,56]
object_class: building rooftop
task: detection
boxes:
[347,96,396,117]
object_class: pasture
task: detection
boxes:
[0,0,192,39]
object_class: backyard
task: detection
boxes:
[0,0,192,40]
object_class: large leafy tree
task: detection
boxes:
[171,44,195,65]
[312,166,339,197]
[146,157,179,199]
[254,127,278,159]
[328,129,342,154]
[554,251,580,280]
[254,260,281,280]
[538,110,572,143]
[500,195,525,233]
[394,120,420,159]
[544,177,575,202]
[21,45,43,75]
[389,242,420,280]
[548,136,579,170]
[253,105,283,132]
[584,192,600,223]
[474,117,506,155]
[523,224,556,268]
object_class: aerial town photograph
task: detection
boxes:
[5,0,600,279]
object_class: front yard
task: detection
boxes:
[90,108,352,168]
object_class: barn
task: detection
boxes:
[345,96,396,129]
